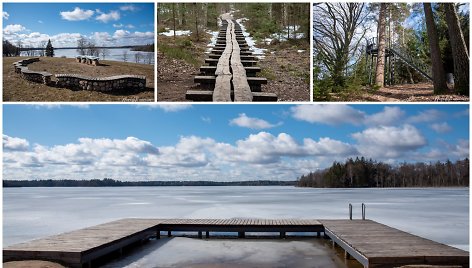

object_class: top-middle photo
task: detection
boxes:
[157,3,311,102]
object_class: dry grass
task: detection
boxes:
[3,57,155,102]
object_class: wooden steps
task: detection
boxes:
[188,14,275,102]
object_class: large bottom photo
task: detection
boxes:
[3,104,469,268]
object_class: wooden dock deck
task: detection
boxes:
[321,220,469,268]
[3,218,468,268]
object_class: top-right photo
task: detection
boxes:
[313,3,470,102]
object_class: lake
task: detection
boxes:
[3,186,469,252]
[21,48,154,64]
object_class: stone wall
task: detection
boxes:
[13,58,52,85]
[12,58,146,92]
[55,74,146,92]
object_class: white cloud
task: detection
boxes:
[304,137,357,156]
[230,113,281,129]
[113,23,124,28]
[352,125,427,158]
[150,104,192,112]
[60,7,94,21]
[291,104,365,125]
[38,20,43,24]
[126,24,135,29]
[3,11,9,20]
[113,29,130,38]
[120,5,138,12]
[3,135,29,151]
[3,24,25,34]
[201,117,211,123]
[407,109,443,123]
[96,11,120,23]
[430,122,452,133]
[366,106,405,126]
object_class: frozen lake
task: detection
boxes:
[3,186,469,252]
[21,48,154,64]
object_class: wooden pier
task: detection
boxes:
[3,218,468,268]
[187,13,277,102]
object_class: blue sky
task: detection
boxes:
[3,3,154,47]
[3,104,469,181]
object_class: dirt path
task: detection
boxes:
[343,83,469,102]
[4,260,65,268]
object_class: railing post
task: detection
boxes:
[349,203,353,220]
[362,203,366,220]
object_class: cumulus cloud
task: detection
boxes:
[3,11,9,20]
[3,135,29,151]
[291,104,365,125]
[60,7,94,21]
[407,109,443,123]
[366,106,405,126]
[352,125,427,158]
[430,122,452,133]
[3,24,25,34]
[96,11,120,23]
[230,113,281,129]
[120,5,139,11]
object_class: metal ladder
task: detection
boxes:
[349,203,366,220]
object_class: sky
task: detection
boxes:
[3,104,469,181]
[2,3,154,47]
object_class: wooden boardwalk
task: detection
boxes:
[188,13,277,102]
[321,220,469,268]
[3,218,468,268]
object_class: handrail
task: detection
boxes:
[349,203,353,220]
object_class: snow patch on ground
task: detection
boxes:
[264,25,305,45]
[159,28,191,37]
[205,30,220,53]
[236,18,267,59]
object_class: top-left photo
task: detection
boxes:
[3,3,155,102]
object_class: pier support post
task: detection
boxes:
[156,231,160,239]
[206,231,210,238]
[332,240,336,248]
[168,231,172,237]
[317,231,321,238]
[344,250,351,259]
[238,232,245,238]
[198,231,202,239]
[280,232,286,239]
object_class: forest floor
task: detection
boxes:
[331,83,469,102]
[3,57,154,102]
[157,34,310,102]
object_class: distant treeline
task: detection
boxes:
[3,178,296,188]
[297,157,469,188]
[131,44,154,52]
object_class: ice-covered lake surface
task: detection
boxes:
[22,48,154,64]
[3,186,469,252]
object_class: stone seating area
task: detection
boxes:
[76,55,100,66]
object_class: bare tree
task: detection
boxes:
[122,50,128,62]
[134,52,142,63]
[76,37,87,55]
[313,3,369,88]
[39,41,47,57]
[424,3,448,94]
[100,48,109,60]
[443,3,469,95]
[145,53,153,64]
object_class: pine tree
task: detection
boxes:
[443,3,469,96]
[375,3,387,88]
[45,39,54,57]
[424,3,448,94]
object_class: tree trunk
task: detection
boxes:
[194,3,199,41]
[375,3,387,88]
[424,3,448,94]
[444,3,469,96]
[172,3,176,42]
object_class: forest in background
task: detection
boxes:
[313,3,470,100]
[157,3,310,66]
[297,157,469,188]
